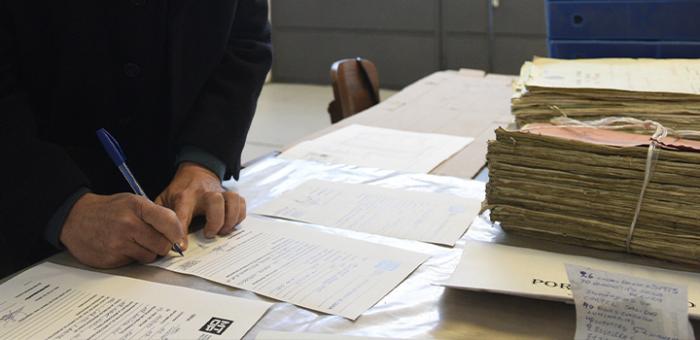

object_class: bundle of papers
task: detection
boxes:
[485,125,700,265]
[511,57,700,130]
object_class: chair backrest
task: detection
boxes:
[327,57,380,123]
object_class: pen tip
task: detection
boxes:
[173,243,184,256]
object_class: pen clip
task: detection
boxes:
[96,128,127,166]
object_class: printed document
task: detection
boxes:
[150,216,429,320]
[441,241,700,319]
[0,262,271,340]
[566,264,693,340]
[280,124,473,173]
[253,179,480,246]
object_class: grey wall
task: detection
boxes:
[271,0,546,89]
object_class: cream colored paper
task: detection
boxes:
[0,262,271,340]
[150,216,429,320]
[280,124,473,173]
[253,179,480,246]
[524,57,700,95]
[442,241,700,319]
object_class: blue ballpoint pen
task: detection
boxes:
[96,128,184,256]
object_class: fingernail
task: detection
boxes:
[204,232,215,238]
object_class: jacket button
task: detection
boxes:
[132,0,147,6]
[123,63,141,78]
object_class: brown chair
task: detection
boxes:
[327,57,380,123]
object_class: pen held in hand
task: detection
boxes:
[96,128,184,256]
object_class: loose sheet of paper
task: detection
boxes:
[253,179,480,246]
[280,124,473,173]
[150,216,429,320]
[566,264,693,340]
[524,57,700,95]
[0,262,271,340]
[255,330,395,340]
[441,241,700,319]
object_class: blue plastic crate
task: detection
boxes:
[549,40,700,58]
[547,0,700,41]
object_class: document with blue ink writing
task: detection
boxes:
[280,124,473,173]
[150,216,429,320]
[0,262,271,339]
[442,241,700,320]
[253,179,481,246]
[566,264,694,340]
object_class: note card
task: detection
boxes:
[280,124,473,173]
[254,179,480,246]
[150,216,429,320]
[565,264,694,340]
[0,263,271,340]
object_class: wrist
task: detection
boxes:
[175,146,227,181]
[59,192,99,245]
[176,162,221,182]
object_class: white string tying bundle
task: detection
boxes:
[523,107,700,253]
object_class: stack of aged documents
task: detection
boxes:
[511,57,700,130]
[485,124,700,265]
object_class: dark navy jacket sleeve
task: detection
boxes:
[0,1,91,271]
[174,0,272,181]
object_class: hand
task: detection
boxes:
[60,193,186,268]
[156,162,246,248]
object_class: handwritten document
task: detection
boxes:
[150,216,429,320]
[253,179,480,246]
[441,241,700,319]
[523,57,700,95]
[566,264,694,340]
[280,124,473,173]
[0,262,271,340]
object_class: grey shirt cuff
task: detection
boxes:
[175,145,227,181]
[44,187,91,249]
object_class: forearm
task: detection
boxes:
[43,188,91,249]
[174,0,272,180]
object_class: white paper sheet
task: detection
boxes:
[0,262,271,340]
[253,179,480,246]
[441,241,700,319]
[523,57,700,95]
[280,124,473,173]
[150,216,429,320]
[565,264,693,340]
[255,330,395,340]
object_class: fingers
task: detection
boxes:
[202,192,225,238]
[171,194,196,249]
[133,196,185,245]
[132,224,174,256]
[221,192,246,235]
[122,241,159,264]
